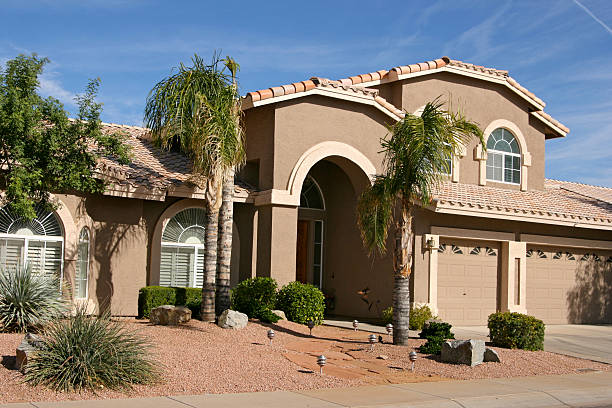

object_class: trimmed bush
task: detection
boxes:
[276,281,325,325]
[231,277,278,317]
[380,305,436,330]
[25,307,159,391]
[418,321,454,355]
[138,286,201,319]
[0,265,68,332]
[488,312,545,351]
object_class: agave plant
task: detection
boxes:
[0,265,68,332]
[25,306,159,391]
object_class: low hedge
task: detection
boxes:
[231,277,279,323]
[381,305,437,330]
[276,281,325,325]
[488,312,545,351]
[138,286,201,319]
[418,321,454,355]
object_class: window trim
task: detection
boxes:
[299,175,326,210]
[486,128,522,185]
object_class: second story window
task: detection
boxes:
[486,128,521,184]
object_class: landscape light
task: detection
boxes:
[317,355,326,374]
[353,320,359,331]
[267,329,275,345]
[368,334,377,351]
[409,351,418,372]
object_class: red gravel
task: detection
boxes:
[0,319,608,404]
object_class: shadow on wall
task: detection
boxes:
[567,258,612,324]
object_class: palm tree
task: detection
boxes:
[356,98,483,345]
[144,54,244,322]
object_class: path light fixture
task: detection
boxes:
[267,329,275,345]
[307,319,315,336]
[386,323,393,340]
[409,351,418,372]
[317,355,327,374]
[353,320,359,331]
[368,334,377,351]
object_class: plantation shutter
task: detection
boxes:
[195,249,204,288]
[76,238,89,298]
[160,246,194,287]
[26,240,44,275]
[159,247,174,286]
[0,238,23,271]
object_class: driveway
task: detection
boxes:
[453,324,612,364]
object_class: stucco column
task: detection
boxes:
[255,204,298,286]
[422,234,439,315]
[474,145,487,186]
[500,241,527,313]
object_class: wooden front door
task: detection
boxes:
[296,220,309,283]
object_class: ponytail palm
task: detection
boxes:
[357,98,483,345]
[144,54,244,322]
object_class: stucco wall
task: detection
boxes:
[373,72,547,191]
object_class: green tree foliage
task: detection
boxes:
[0,54,130,220]
[276,281,325,325]
[230,277,279,323]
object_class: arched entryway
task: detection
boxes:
[294,156,392,318]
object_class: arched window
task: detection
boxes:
[160,208,205,288]
[76,227,90,298]
[0,203,63,277]
[300,176,324,209]
[486,128,521,184]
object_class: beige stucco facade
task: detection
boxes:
[17,58,609,324]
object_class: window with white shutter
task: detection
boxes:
[0,203,64,282]
[75,228,90,298]
[160,208,206,288]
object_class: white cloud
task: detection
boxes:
[38,73,76,107]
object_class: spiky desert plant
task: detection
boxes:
[25,306,159,391]
[0,265,68,332]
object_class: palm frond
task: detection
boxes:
[356,176,395,255]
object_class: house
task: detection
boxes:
[4,57,610,325]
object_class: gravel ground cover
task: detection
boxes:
[0,318,609,404]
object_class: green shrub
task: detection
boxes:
[138,286,201,319]
[254,308,281,324]
[488,312,545,351]
[25,306,159,391]
[230,277,278,318]
[418,321,454,355]
[0,265,68,332]
[381,305,436,330]
[276,281,325,325]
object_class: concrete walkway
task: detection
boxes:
[3,371,612,407]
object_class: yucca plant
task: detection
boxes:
[25,306,160,391]
[0,265,68,332]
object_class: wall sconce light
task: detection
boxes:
[425,237,436,250]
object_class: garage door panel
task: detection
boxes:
[527,245,612,324]
[438,239,499,326]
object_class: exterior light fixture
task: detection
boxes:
[425,237,436,250]
[317,355,327,374]
[368,334,377,351]
[267,329,275,345]
[386,323,393,340]
[353,320,359,331]
[307,319,315,336]
[409,351,418,372]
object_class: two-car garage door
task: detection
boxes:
[526,246,612,324]
[437,239,499,326]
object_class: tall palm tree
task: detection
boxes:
[144,54,244,322]
[357,98,483,345]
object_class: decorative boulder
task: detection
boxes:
[150,305,192,325]
[16,333,44,372]
[484,347,501,363]
[218,309,248,329]
[441,339,485,366]
[271,310,286,320]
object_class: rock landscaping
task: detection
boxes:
[0,319,609,404]
[441,339,486,366]
[15,333,43,372]
[149,305,192,325]
[217,309,248,329]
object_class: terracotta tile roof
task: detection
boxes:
[97,123,254,198]
[244,57,568,137]
[244,77,404,119]
[432,180,612,227]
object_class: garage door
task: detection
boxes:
[527,246,612,324]
[437,239,499,326]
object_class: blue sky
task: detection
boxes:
[1,0,611,186]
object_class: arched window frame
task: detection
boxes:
[75,227,90,299]
[299,175,325,210]
[0,203,64,281]
[160,207,206,288]
[486,128,521,185]
[477,119,531,191]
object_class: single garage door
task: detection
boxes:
[437,239,499,326]
[526,246,612,324]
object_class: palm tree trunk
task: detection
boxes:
[201,205,219,322]
[215,170,234,315]
[393,202,413,345]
